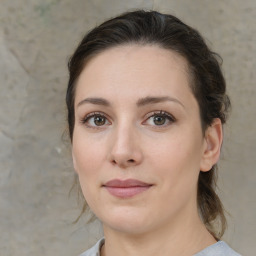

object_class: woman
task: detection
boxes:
[66,10,241,256]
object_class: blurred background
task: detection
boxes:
[0,0,255,255]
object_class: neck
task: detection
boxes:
[101,211,216,256]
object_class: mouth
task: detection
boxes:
[102,179,153,198]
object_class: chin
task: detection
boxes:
[99,207,155,235]
[104,220,149,235]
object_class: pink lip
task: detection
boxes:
[103,179,153,198]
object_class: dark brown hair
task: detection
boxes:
[66,10,230,239]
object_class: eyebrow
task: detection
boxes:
[77,96,184,108]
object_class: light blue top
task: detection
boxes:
[80,238,241,256]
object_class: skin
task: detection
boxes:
[72,45,223,256]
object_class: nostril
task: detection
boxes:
[128,159,135,163]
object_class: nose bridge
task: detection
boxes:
[108,116,142,167]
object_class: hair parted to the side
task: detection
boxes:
[66,10,231,239]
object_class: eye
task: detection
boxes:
[144,110,176,127]
[80,112,111,128]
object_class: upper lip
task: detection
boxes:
[103,179,152,188]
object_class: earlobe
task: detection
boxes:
[200,118,223,172]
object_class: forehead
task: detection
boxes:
[75,44,192,103]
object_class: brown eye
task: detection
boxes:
[153,115,166,125]
[94,115,106,126]
[81,112,111,129]
[143,111,176,127]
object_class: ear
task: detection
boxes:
[200,118,223,172]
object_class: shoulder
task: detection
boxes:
[194,241,242,256]
[79,238,105,256]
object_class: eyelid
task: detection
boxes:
[80,111,111,129]
[144,110,176,121]
[142,110,176,127]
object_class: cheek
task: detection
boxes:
[147,133,199,166]
[146,129,203,183]
[72,137,105,208]
[155,141,201,206]
[72,132,106,180]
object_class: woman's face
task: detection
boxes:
[72,45,212,235]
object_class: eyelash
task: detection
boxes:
[80,110,176,129]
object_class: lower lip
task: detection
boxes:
[104,186,151,198]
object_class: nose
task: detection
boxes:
[108,124,143,169]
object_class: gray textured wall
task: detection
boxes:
[0,1,255,255]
